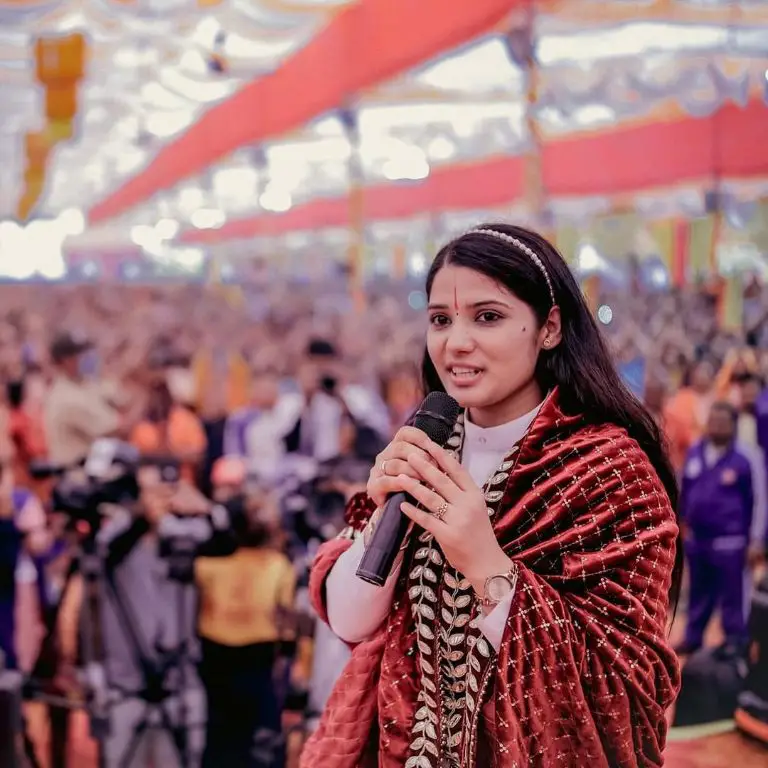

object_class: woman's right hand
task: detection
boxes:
[366,426,436,508]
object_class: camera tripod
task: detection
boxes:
[107,542,199,768]
[24,515,200,768]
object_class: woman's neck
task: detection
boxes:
[468,382,544,428]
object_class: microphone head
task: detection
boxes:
[412,391,462,447]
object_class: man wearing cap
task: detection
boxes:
[44,332,127,466]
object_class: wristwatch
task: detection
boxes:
[479,563,519,610]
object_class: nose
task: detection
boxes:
[444,317,476,355]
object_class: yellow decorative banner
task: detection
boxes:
[649,219,674,274]
[718,276,743,332]
[44,81,79,122]
[24,131,51,170]
[18,32,87,218]
[554,224,580,266]
[689,215,716,278]
[591,211,639,262]
[17,187,43,221]
[35,33,86,85]
[47,118,74,142]
[748,198,768,254]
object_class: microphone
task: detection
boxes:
[356,391,461,586]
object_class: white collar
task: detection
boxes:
[463,403,543,452]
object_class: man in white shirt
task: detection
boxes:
[290,339,390,464]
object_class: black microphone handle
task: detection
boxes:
[356,491,411,587]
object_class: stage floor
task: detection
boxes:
[665,732,768,767]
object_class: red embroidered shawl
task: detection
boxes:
[301,390,680,767]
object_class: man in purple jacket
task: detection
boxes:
[754,382,768,553]
[679,401,767,655]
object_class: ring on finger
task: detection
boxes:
[433,499,449,522]
[380,459,389,475]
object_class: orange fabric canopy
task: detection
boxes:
[181,100,768,242]
[87,0,517,224]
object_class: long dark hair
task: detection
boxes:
[421,224,682,611]
[146,380,174,424]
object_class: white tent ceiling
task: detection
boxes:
[0,0,766,268]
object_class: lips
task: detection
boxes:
[447,366,484,385]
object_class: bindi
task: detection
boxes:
[453,282,460,316]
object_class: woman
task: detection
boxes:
[130,378,207,485]
[663,358,716,471]
[302,225,681,767]
[196,493,296,767]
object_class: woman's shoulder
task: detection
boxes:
[554,420,668,494]
[563,418,647,456]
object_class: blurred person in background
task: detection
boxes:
[224,366,304,485]
[198,387,229,498]
[295,411,373,549]
[664,358,717,470]
[678,401,767,657]
[714,346,760,407]
[131,378,207,485]
[0,402,49,672]
[288,338,389,464]
[301,410,369,730]
[195,492,295,767]
[754,378,768,555]
[209,455,247,505]
[736,373,764,449]
[57,469,211,768]
[643,378,668,428]
[6,371,47,488]
[381,364,421,430]
[44,332,133,466]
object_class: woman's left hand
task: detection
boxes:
[397,442,512,595]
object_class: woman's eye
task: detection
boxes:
[429,314,450,327]
[477,311,501,323]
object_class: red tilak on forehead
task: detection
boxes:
[453,280,459,315]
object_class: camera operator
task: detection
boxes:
[287,339,390,463]
[57,468,213,768]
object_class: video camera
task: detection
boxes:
[30,440,238,557]
[30,439,144,525]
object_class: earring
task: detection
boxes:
[543,338,551,348]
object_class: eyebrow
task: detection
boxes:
[427,299,512,311]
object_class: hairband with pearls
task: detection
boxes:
[465,228,556,306]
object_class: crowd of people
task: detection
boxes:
[0,273,767,765]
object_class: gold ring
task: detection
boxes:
[380,460,388,475]
[434,500,449,522]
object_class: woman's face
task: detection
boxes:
[426,265,556,427]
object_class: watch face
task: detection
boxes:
[486,574,513,603]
